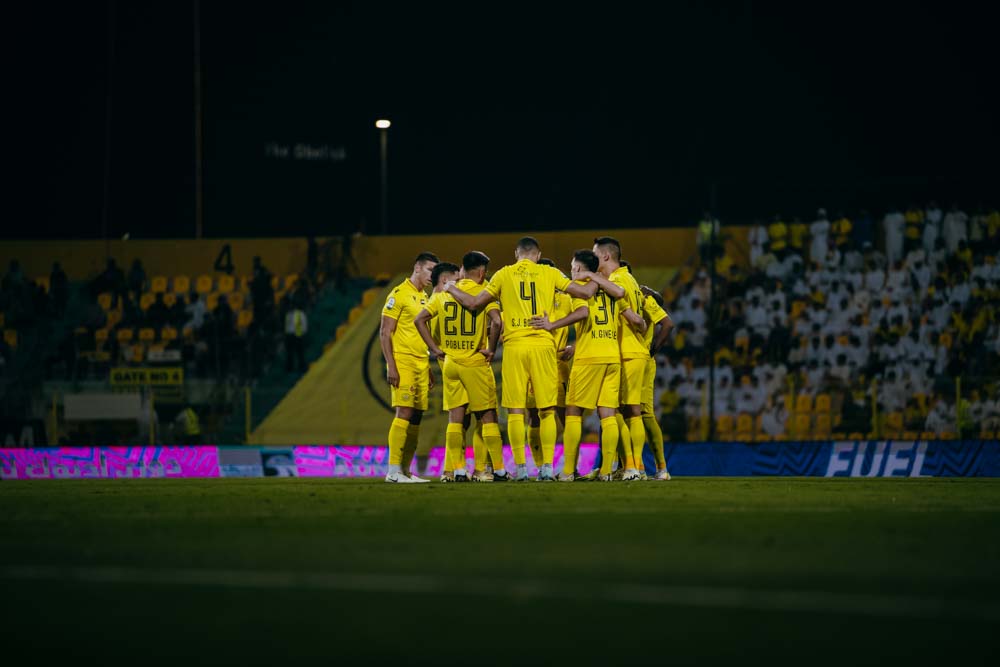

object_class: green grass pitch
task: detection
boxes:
[1,478,998,665]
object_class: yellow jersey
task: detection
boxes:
[485,259,571,347]
[382,278,429,359]
[423,279,498,367]
[550,290,573,353]
[642,294,669,349]
[609,266,647,360]
[570,289,620,365]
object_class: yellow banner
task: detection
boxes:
[110,367,184,386]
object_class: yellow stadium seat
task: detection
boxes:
[163,293,177,308]
[237,310,254,329]
[97,293,113,310]
[172,275,190,294]
[138,327,156,342]
[920,431,937,440]
[206,293,220,311]
[160,326,178,342]
[35,276,50,293]
[195,275,213,294]
[270,274,280,290]
[783,394,794,412]
[886,412,904,434]
[793,413,811,439]
[940,432,957,440]
[284,274,299,290]
[814,414,832,438]
[790,300,807,319]
[374,272,392,284]
[140,293,155,311]
[980,430,995,440]
[736,413,753,434]
[106,310,122,328]
[362,288,380,308]
[814,393,832,413]
[847,432,864,440]
[716,415,734,436]
[227,292,245,311]
[129,344,145,363]
[3,329,17,349]
[217,275,235,293]
[239,275,251,292]
[902,431,919,440]
[150,276,168,293]
[116,328,134,343]
[348,305,364,325]
[182,326,196,340]
[94,328,110,346]
[831,432,846,440]
[795,394,813,414]
[335,323,349,341]
[147,343,165,356]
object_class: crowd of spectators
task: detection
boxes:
[655,204,1000,440]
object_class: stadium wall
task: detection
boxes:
[1,227,749,281]
[3,440,998,479]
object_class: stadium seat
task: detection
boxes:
[206,293,220,311]
[182,325,196,340]
[847,432,864,440]
[106,310,122,328]
[362,288,380,308]
[348,305,364,325]
[814,393,832,413]
[886,412,904,434]
[94,328,110,346]
[227,292,245,311]
[814,413,832,438]
[3,329,17,349]
[940,432,957,440]
[160,326,178,342]
[138,327,156,342]
[902,431,919,440]
[140,293,155,311]
[150,276,168,293]
[374,272,392,285]
[980,430,995,440]
[792,413,811,439]
[783,394,794,412]
[195,275,213,294]
[939,332,953,349]
[866,431,878,440]
[920,431,937,440]
[270,274,280,290]
[237,310,253,330]
[217,275,236,293]
[172,275,190,294]
[163,293,177,307]
[116,328,134,343]
[147,343,165,356]
[35,276,50,293]
[795,393,813,414]
[335,323,349,341]
[284,274,299,290]
[97,292,113,310]
[736,413,753,434]
[129,344,145,363]
[830,432,846,440]
[239,275,251,292]
[716,415,734,440]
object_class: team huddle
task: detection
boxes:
[379,236,674,483]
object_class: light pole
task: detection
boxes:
[376,119,391,235]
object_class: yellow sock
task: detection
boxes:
[472,422,487,473]
[528,426,542,466]
[644,413,666,470]
[562,415,582,476]
[508,413,526,465]
[482,422,503,472]
[402,423,420,474]
[629,416,646,474]
[539,409,557,465]
[600,416,619,476]
[446,423,465,474]
[387,417,409,466]
[616,413,635,469]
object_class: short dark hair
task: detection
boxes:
[593,236,622,261]
[462,251,490,271]
[517,236,540,253]
[573,249,599,273]
[620,259,632,273]
[414,252,440,266]
[642,286,664,307]
[430,262,460,287]
[537,257,555,267]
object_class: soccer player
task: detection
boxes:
[445,236,621,481]
[381,252,439,483]
[525,258,573,466]
[415,251,506,482]
[529,249,625,481]
[640,285,674,480]
[427,261,462,480]
[593,237,648,480]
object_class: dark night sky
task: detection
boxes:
[9,1,999,239]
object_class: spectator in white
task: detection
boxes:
[910,256,932,296]
[807,299,829,329]
[714,376,734,417]
[767,290,787,319]
[184,291,207,330]
[805,337,824,365]
[823,246,842,272]
[924,397,954,435]
[810,209,831,265]
[882,206,906,266]
[748,220,769,267]
[735,376,757,415]
[886,298,909,327]
[745,295,770,340]
[971,255,995,283]
[869,296,890,328]
[284,302,308,373]
[929,297,951,331]
[864,263,886,293]
[982,390,1000,432]
[942,204,968,253]
[760,395,788,437]
[842,244,864,273]
[880,369,907,414]
[885,260,911,299]
[749,375,768,413]
[848,334,870,370]
[929,238,948,270]
[685,379,706,419]
[714,360,735,389]
[923,202,942,255]
[805,359,826,390]
[932,333,950,376]
[828,353,852,387]
[946,274,971,307]
[662,356,688,385]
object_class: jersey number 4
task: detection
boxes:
[519,281,537,315]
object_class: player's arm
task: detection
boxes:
[445,281,495,312]
[530,305,588,332]
[569,272,626,299]
[379,315,400,387]
[561,344,575,361]
[414,309,445,360]
[482,309,503,363]
[621,307,647,335]
[651,315,674,354]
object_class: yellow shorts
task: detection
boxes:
[620,357,647,406]
[525,359,569,409]
[443,357,497,412]
[389,354,429,411]
[641,357,657,415]
[502,344,558,409]
[566,362,621,410]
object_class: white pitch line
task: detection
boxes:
[2,565,998,622]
